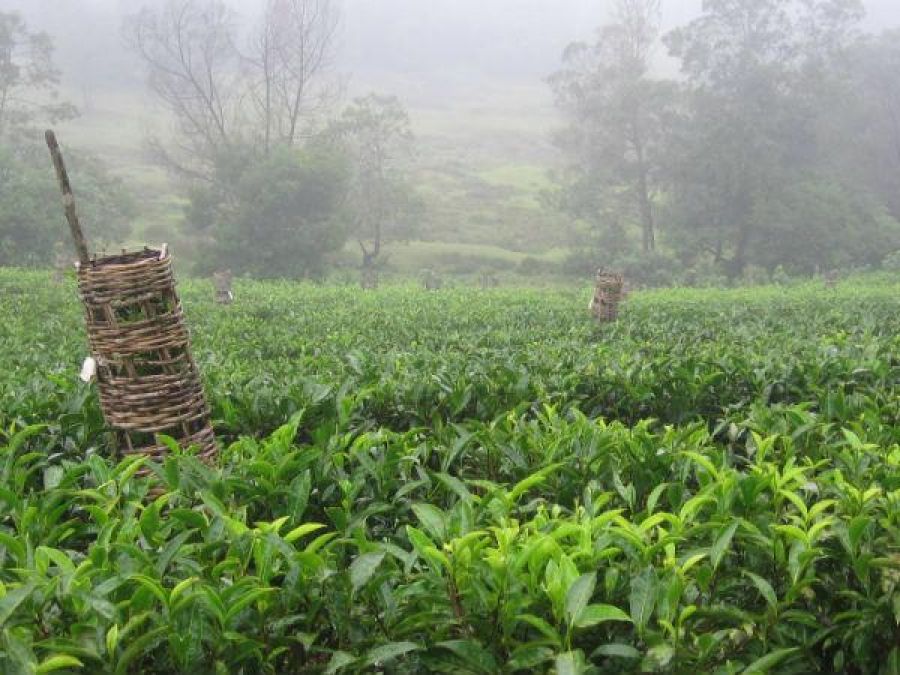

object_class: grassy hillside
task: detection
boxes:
[53,77,569,273]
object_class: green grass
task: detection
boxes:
[478,163,554,192]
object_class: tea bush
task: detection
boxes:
[0,270,898,673]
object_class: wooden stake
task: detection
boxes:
[45,129,90,266]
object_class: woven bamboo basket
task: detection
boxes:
[589,270,625,322]
[45,130,216,467]
[77,246,217,461]
[213,269,234,304]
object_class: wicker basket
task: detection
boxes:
[590,270,624,323]
[213,269,234,304]
[77,246,216,461]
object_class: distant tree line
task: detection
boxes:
[551,0,900,281]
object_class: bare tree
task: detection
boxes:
[247,0,339,153]
[128,0,340,179]
[127,0,241,178]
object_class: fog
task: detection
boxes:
[1,0,900,283]
[5,1,899,85]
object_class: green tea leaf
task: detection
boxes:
[509,463,563,503]
[848,515,871,552]
[350,551,385,594]
[436,640,498,673]
[284,522,327,543]
[744,571,777,610]
[106,623,119,656]
[565,572,596,625]
[555,650,587,675]
[35,655,83,673]
[325,651,356,674]
[576,604,632,628]
[363,641,420,667]
[0,583,35,627]
[629,568,656,630]
[411,503,447,542]
[711,522,739,571]
[592,643,641,660]
[114,626,167,675]
[641,644,675,672]
[742,647,800,673]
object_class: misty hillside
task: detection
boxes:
[1,0,900,280]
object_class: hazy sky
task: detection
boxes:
[1,1,899,95]
[338,0,900,79]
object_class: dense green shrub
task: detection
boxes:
[0,141,133,266]
[186,147,349,279]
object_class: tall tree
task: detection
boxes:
[551,0,673,254]
[0,11,76,135]
[128,0,345,275]
[663,0,867,276]
[248,0,340,153]
[127,0,241,179]
[128,0,340,174]
[827,30,900,220]
[328,94,420,274]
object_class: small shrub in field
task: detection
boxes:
[883,249,900,271]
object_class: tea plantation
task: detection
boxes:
[1,270,898,673]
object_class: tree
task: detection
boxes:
[128,0,344,275]
[127,0,242,179]
[0,144,62,266]
[0,11,131,266]
[749,178,898,272]
[0,11,77,136]
[550,0,674,255]
[328,94,420,274]
[826,30,900,220]
[194,146,347,278]
[128,0,340,173]
[0,142,134,267]
[663,0,868,277]
[248,0,340,153]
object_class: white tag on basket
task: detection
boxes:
[79,356,97,383]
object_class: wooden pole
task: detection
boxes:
[45,129,90,266]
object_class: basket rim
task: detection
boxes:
[77,244,169,271]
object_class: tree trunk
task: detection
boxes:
[637,178,655,253]
[633,136,655,253]
[727,187,754,279]
[359,239,379,289]
[728,223,751,279]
